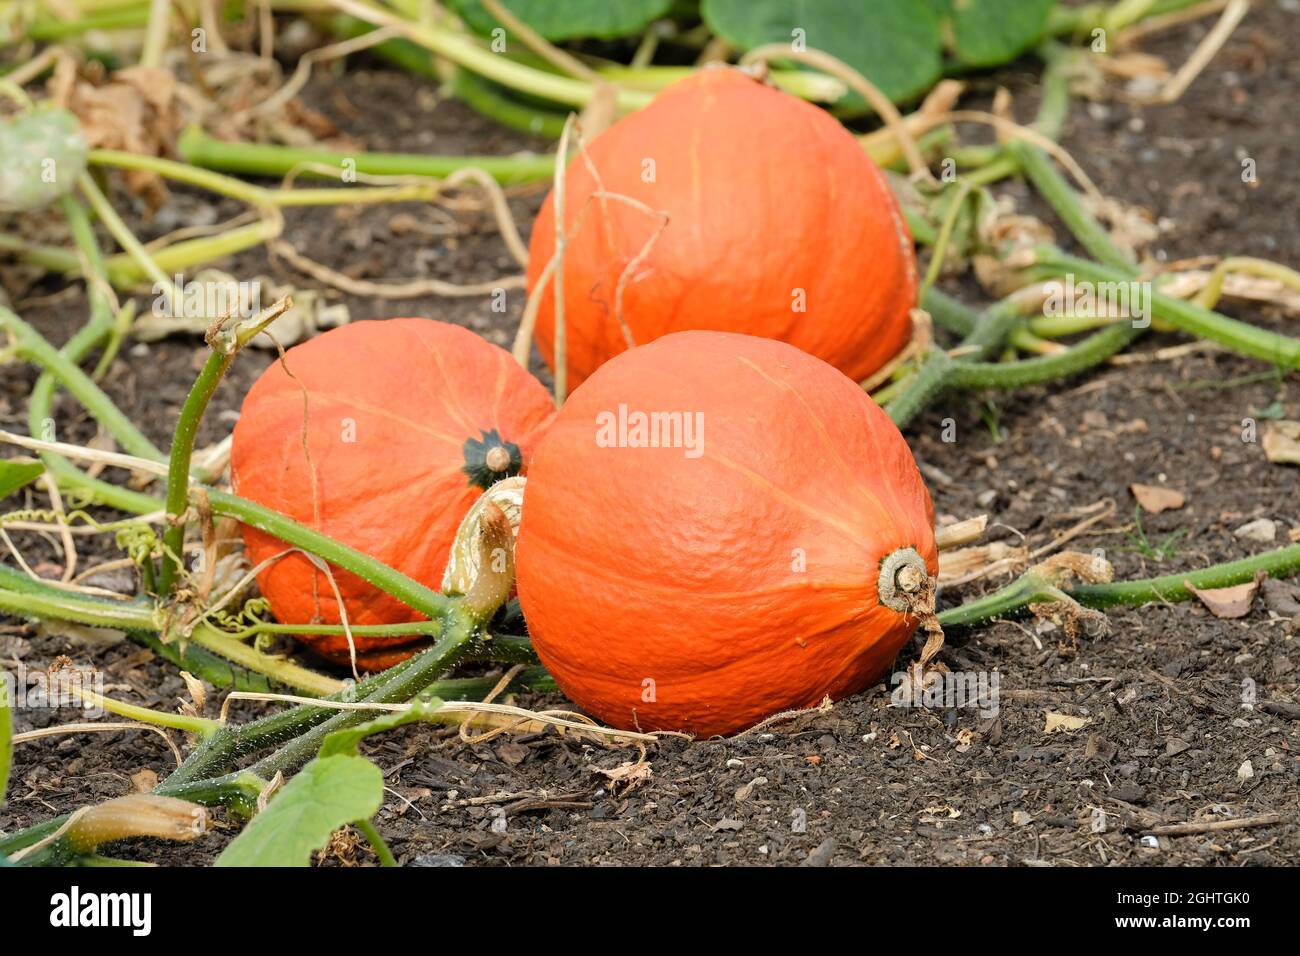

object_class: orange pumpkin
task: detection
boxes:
[231,319,554,668]
[515,331,937,737]
[526,67,917,390]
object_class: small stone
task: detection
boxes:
[409,853,465,867]
[1234,518,1277,543]
[1237,760,1254,781]
[725,758,743,769]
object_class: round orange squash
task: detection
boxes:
[231,318,555,668]
[525,67,917,390]
[515,330,937,737]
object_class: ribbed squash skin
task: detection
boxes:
[231,319,554,668]
[515,331,936,737]
[526,68,917,390]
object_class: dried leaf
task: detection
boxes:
[493,741,529,767]
[180,671,207,715]
[937,541,1028,584]
[1044,711,1092,734]
[51,61,181,208]
[1263,421,1300,466]
[593,760,652,794]
[934,514,988,551]
[1130,483,1185,513]
[1185,571,1265,619]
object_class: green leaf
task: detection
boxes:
[701,0,944,104]
[0,110,88,213]
[214,755,383,867]
[1,669,11,808]
[449,0,672,41]
[0,460,45,501]
[932,0,1057,66]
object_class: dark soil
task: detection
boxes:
[2,1,1298,867]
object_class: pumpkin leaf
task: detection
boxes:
[0,109,88,213]
[214,755,383,867]
[929,0,1057,67]
[701,0,944,104]
[0,460,45,501]
[449,0,672,40]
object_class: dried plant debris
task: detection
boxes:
[1262,421,1300,466]
[1130,483,1186,514]
[131,271,350,345]
[1185,571,1266,620]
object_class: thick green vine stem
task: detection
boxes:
[205,491,451,622]
[178,126,555,185]
[1,660,11,808]
[940,543,1300,629]
[156,347,234,596]
[1010,141,1134,272]
[1030,249,1300,368]
[947,321,1140,389]
[163,614,478,790]
[886,296,1026,427]
[1070,544,1300,609]
[5,305,461,624]
[25,201,160,514]
[0,661,554,861]
[0,568,341,695]
[157,299,298,597]
[1,306,164,462]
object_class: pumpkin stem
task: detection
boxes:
[878,546,947,682]
[876,547,930,613]
[461,500,515,623]
[461,429,524,490]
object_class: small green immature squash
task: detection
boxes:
[515,331,937,737]
[526,68,918,390]
[231,319,554,668]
